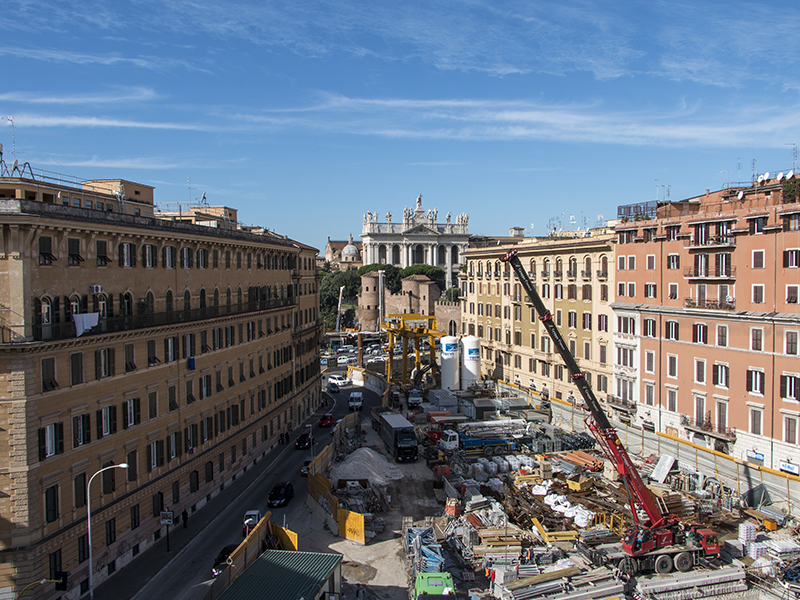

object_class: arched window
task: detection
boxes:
[379,246,387,263]
[226,288,232,306]
[237,287,242,306]
[41,297,52,324]
[122,292,133,316]
[556,258,563,274]
[438,245,446,264]
[585,256,592,274]
[451,245,459,264]
[98,294,108,318]
[601,255,608,273]
[70,294,81,315]
[213,288,220,307]
[144,291,155,314]
[183,290,191,312]
[392,245,401,265]
[199,288,206,309]
[413,245,424,264]
[166,291,174,313]
[543,259,550,275]
[569,257,577,273]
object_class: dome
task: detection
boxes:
[342,234,360,258]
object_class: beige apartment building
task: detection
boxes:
[460,232,616,405]
[613,176,800,468]
[0,172,321,598]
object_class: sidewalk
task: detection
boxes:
[94,403,329,600]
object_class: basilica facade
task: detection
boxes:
[360,195,470,289]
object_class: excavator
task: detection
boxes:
[501,248,719,575]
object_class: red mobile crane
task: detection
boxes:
[501,248,719,575]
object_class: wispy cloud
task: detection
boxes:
[0,87,159,105]
[0,47,199,71]
[11,113,218,131]
[37,156,187,170]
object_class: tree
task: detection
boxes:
[399,264,445,290]
[357,263,402,294]
[443,287,461,302]
[319,269,361,329]
[784,178,799,203]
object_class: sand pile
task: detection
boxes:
[329,447,404,486]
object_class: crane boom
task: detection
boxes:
[501,248,666,529]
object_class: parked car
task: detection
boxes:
[327,381,340,393]
[295,432,312,449]
[319,413,335,427]
[242,509,262,536]
[328,374,350,386]
[211,543,240,578]
[300,457,313,477]
[268,481,294,507]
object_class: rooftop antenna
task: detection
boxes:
[721,170,730,188]
[738,158,741,184]
[654,179,659,201]
[666,185,671,201]
[2,116,15,162]
[787,143,798,172]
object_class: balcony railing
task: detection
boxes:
[553,270,563,279]
[683,266,737,279]
[685,235,736,249]
[681,414,737,441]
[683,297,736,310]
[606,395,637,413]
[596,269,608,280]
[541,270,550,278]
[566,270,577,279]
[30,298,296,342]
[528,270,536,279]
[581,269,592,280]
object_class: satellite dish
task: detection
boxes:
[569,214,576,224]
[789,170,795,180]
[778,172,785,182]
[757,175,764,184]
[0,143,3,154]
[737,191,744,200]
[12,159,18,172]
[764,172,770,181]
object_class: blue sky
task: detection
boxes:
[2,1,799,251]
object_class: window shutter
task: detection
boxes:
[118,243,124,267]
[130,244,137,267]
[746,370,753,392]
[162,246,167,267]
[55,423,64,454]
[152,245,158,267]
[96,410,103,439]
[122,402,129,430]
[107,294,114,317]
[781,375,787,399]
[133,398,141,425]
[692,325,698,343]
[95,350,102,380]
[176,431,182,457]
[64,296,72,320]
[110,405,117,433]
[785,251,790,268]
[73,416,81,448]
[83,414,91,444]
[38,428,46,461]
[749,220,754,234]
[82,295,88,312]
[157,440,164,465]
[712,365,719,385]
[192,424,198,447]
[53,297,60,323]
[109,348,116,376]
[146,445,152,472]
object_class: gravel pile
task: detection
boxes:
[330,447,404,486]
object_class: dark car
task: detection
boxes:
[327,381,340,393]
[268,481,294,507]
[295,432,312,449]
[211,543,239,578]
[300,457,313,477]
[319,413,335,427]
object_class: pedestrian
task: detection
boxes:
[182,508,188,528]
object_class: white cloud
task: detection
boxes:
[11,113,218,132]
[0,87,159,104]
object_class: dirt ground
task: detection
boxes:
[290,423,440,600]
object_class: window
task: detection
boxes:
[785,416,798,445]
[172,481,180,504]
[131,504,140,530]
[753,284,765,304]
[665,254,679,270]
[582,284,592,300]
[644,283,657,298]
[41,357,58,392]
[68,238,83,266]
[127,450,137,481]
[668,283,678,300]
[118,242,136,267]
[198,248,208,269]
[713,363,730,388]
[45,485,59,523]
[148,391,158,420]
[780,375,800,400]
[163,246,176,268]
[97,405,117,438]
[665,321,679,340]
[753,249,765,269]
[122,397,141,429]
[147,441,165,471]
[167,431,182,460]
[199,374,212,400]
[74,473,86,508]
[49,549,61,582]
[599,345,606,364]
[628,256,636,270]
[788,285,799,304]
[695,359,706,384]
[568,311,577,328]
[180,247,194,268]
[72,414,90,448]
[618,316,636,335]
[667,354,678,378]
[643,318,656,337]
[39,236,56,265]
[644,384,654,406]
[106,518,116,546]
[747,369,765,395]
[645,350,655,373]
[618,282,625,297]
[165,337,178,362]
[95,347,115,379]
[618,256,625,271]
[143,244,157,268]
[646,255,655,270]
[582,312,592,329]
[717,325,728,347]
[628,283,635,297]
[752,217,768,234]
[617,346,634,367]
[70,352,84,386]
[38,422,64,460]
[787,331,799,355]
[583,342,590,360]
[168,385,178,411]
[124,343,136,372]
[598,314,608,332]
[751,328,763,351]
[750,408,762,436]
[78,533,89,563]
[693,323,708,344]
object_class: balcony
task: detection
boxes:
[503,271,510,279]
[683,266,737,279]
[684,235,736,250]
[567,270,577,279]
[606,395,637,414]
[596,270,608,280]
[30,298,296,342]
[528,270,536,280]
[683,297,736,310]
[581,269,592,280]
[541,270,550,278]
[553,270,563,280]
[681,414,737,442]
[511,294,522,303]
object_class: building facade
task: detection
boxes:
[614,177,800,466]
[359,195,470,289]
[460,232,615,403]
[0,172,321,598]
[323,234,362,271]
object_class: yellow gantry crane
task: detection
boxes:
[382,314,445,389]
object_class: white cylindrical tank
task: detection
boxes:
[460,335,480,389]
[440,336,459,390]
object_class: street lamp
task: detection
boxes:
[87,463,128,600]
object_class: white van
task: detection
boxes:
[348,391,363,411]
[337,355,350,366]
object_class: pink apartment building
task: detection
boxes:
[613,175,800,469]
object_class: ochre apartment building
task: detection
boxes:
[460,232,616,406]
[0,172,321,598]
[613,175,800,467]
